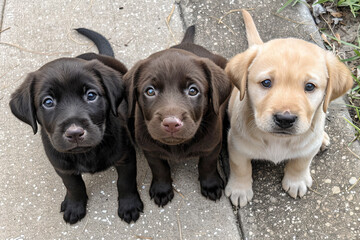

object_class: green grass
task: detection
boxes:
[279,0,360,17]
[317,0,360,17]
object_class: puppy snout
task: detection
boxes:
[162,117,183,133]
[64,124,85,143]
[273,112,297,129]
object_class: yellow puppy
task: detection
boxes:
[225,10,353,207]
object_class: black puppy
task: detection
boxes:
[124,26,232,207]
[9,28,143,224]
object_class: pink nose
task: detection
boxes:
[162,117,183,133]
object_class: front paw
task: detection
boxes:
[200,173,224,201]
[149,180,174,207]
[321,131,330,151]
[282,169,312,198]
[60,196,87,224]
[225,177,253,207]
[118,193,144,223]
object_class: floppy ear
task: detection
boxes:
[86,60,125,116]
[123,59,148,117]
[323,52,353,112]
[198,58,232,115]
[9,73,38,134]
[225,46,258,101]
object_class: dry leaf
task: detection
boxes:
[321,33,332,46]
[330,12,343,18]
[335,33,341,45]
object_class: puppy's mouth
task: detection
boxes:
[269,129,295,136]
[65,146,94,153]
[158,136,188,145]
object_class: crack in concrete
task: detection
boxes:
[0,0,7,41]
[175,1,187,32]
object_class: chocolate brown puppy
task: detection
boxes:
[9,28,143,224]
[124,26,232,207]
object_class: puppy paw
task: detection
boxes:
[321,131,330,151]
[149,181,174,207]
[282,170,312,199]
[118,193,144,223]
[60,197,87,224]
[225,178,253,207]
[200,173,224,201]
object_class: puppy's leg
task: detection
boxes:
[144,151,174,207]
[198,143,224,201]
[56,170,88,224]
[115,148,144,223]
[321,131,330,151]
[282,156,313,198]
[225,133,253,207]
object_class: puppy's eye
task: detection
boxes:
[42,96,55,109]
[86,90,98,101]
[188,86,199,96]
[305,83,316,92]
[145,87,156,96]
[261,79,272,88]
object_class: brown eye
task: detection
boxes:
[145,87,156,96]
[188,86,199,96]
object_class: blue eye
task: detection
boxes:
[86,90,97,101]
[261,79,272,88]
[42,96,55,108]
[145,87,156,96]
[188,86,199,96]
[305,83,316,92]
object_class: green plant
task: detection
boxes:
[316,0,360,17]
[277,0,309,13]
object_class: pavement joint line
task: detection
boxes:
[175,1,187,32]
[0,0,7,41]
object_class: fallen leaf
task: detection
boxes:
[335,33,341,45]
[330,12,343,18]
[321,33,332,46]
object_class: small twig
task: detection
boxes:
[348,177,360,191]
[82,218,89,232]
[0,42,70,56]
[273,12,312,25]
[320,14,339,44]
[218,8,242,23]
[347,147,360,160]
[165,4,177,44]
[309,187,326,197]
[173,187,185,199]
[124,38,133,47]
[218,7,255,24]
[67,30,94,46]
[309,30,323,47]
[0,27,10,34]
[208,15,236,35]
[176,199,184,240]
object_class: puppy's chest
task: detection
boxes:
[238,134,320,163]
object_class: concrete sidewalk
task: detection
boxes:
[0,0,359,239]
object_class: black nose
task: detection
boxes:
[65,125,85,143]
[274,113,297,129]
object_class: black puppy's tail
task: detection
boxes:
[75,28,114,57]
[180,25,195,44]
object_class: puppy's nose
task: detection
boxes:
[162,117,183,133]
[274,112,297,129]
[65,124,85,143]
